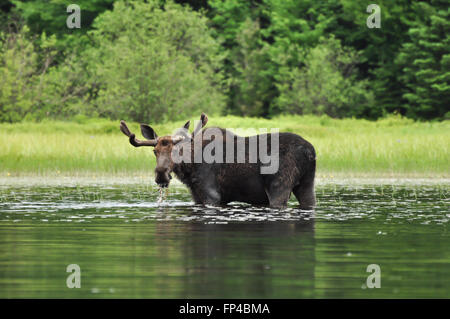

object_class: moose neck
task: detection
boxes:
[172,161,195,189]
[170,138,199,188]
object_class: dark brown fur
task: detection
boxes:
[120,114,316,209]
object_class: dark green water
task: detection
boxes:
[0,180,449,298]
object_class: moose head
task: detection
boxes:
[120,113,208,188]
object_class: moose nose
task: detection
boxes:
[155,167,170,187]
[155,167,168,175]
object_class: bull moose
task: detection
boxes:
[119,113,316,209]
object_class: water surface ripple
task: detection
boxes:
[0,180,448,298]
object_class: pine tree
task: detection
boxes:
[396,2,450,119]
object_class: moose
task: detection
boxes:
[119,113,316,209]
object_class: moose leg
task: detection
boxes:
[264,179,292,209]
[190,178,222,206]
[189,188,204,205]
[293,181,316,210]
[190,187,221,205]
[203,187,222,205]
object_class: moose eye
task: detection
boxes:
[161,140,168,146]
[153,150,157,155]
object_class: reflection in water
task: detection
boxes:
[0,181,448,298]
[178,220,315,298]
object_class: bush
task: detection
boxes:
[0,1,226,123]
[230,18,272,117]
[396,3,449,120]
[275,37,374,118]
[0,25,58,122]
[82,0,226,123]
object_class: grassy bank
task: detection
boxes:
[0,115,449,178]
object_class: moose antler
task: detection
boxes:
[120,120,157,147]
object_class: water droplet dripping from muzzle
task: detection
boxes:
[157,187,168,204]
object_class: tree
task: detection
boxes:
[11,0,114,37]
[276,37,373,118]
[0,24,58,122]
[83,0,226,122]
[208,0,269,115]
[396,2,449,119]
[260,0,340,115]
[230,18,272,116]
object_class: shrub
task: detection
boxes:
[0,25,37,122]
[83,0,226,123]
[275,36,374,118]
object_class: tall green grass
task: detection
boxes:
[0,115,449,177]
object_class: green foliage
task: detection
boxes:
[12,0,114,37]
[1,0,226,123]
[263,0,336,67]
[37,52,94,119]
[208,0,272,116]
[276,37,373,117]
[327,1,413,118]
[0,25,36,122]
[0,0,448,122]
[208,0,257,49]
[0,25,58,122]
[230,18,272,116]
[396,2,449,119]
[85,0,225,122]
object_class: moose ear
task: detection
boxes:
[183,120,190,130]
[193,113,208,137]
[200,113,208,126]
[140,124,158,140]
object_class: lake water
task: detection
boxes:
[0,178,449,298]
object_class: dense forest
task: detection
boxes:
[0,0,448,123]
